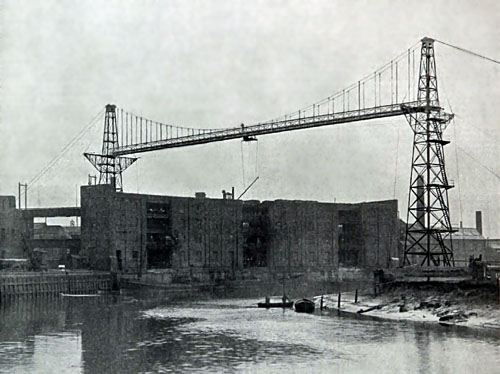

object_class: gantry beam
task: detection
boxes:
[21,207,81,218]
[112,101,428,156]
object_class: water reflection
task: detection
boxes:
[0,294,498,373]
[0,298,83,373]
[414,329,432,374]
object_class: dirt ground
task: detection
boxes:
[315,285,500,331]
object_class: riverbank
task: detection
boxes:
[316,285,500,332]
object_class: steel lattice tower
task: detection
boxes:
[402,37,455,266]
[85,104,137,192]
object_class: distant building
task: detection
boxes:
[398,211,500,267]
[0,200,82,268]
[447,225,486,266]
[484,239,500,263]
[444,211,500,266]
[31,223,81,268]
[33,223,73,240]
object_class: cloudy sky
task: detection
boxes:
[1,0,499,236]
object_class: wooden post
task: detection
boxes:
[355,289,358,304]
[66,272,70,294]
[320,295,324,311]
[497,275,500,304]
[337,292,341,309]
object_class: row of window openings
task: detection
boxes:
[0,228,18,241]
[1,200,16,210]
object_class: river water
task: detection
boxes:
[0,292,499,373]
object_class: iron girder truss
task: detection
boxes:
[403,38,455,267]
[112,101,426,156]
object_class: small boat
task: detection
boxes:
[293,298,315,313]
[257,301,293,308]
[60,293,101,297]
[257,295,293,308]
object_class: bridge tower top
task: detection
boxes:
[84,104,136,192]
[421,37,435,45]
[105,104,116,113]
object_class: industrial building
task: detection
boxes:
[0,196,24,259]
[80,185,398,281]
[4,187,500,276]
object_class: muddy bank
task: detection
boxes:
[315,284,500,331]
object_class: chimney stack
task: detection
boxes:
[475,211,482,235]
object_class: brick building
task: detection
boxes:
[80,185,398,279]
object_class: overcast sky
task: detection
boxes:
[1,0,499,236]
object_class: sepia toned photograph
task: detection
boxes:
[0,1,499,373]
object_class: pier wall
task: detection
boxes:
[121,265,374,300]
[0,271,112,298]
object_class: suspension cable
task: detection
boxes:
[451,118,464,223]
[435,39,500,65]
[439,83,464,223]
[458,117,500,144]
[240,140,246,187]
[457,146,500,180]
[27,107,105,189]
[255,140,259,176]
[393,123,400,198]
